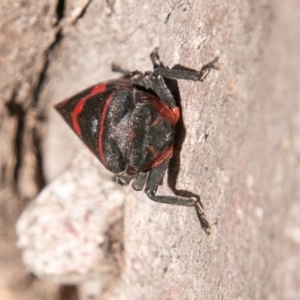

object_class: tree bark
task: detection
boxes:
[1,0,300,299]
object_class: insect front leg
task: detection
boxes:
[150,47,164,69]
[152,56,220,82]
[131,71,177,109]
[116,172,135,186]
[131,56,219,109]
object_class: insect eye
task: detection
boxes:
[88,116,98,137]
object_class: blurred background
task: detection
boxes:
[1,0,300,299]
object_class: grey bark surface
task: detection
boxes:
[1,0,300,299]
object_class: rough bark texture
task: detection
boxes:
[1,0,300,299]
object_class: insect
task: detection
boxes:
[55,48,220,234]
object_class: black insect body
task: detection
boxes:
[55,49,220,234]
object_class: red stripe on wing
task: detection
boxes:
[71,83,107,137]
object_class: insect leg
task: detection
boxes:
[131,71,177,108]
[152,57,220,82]
[132,172,148,191]
[144,160,211,234]
[116,172,135,186]
[131,56,219,108]
[150,47,164,69]
[111,63,132,78]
